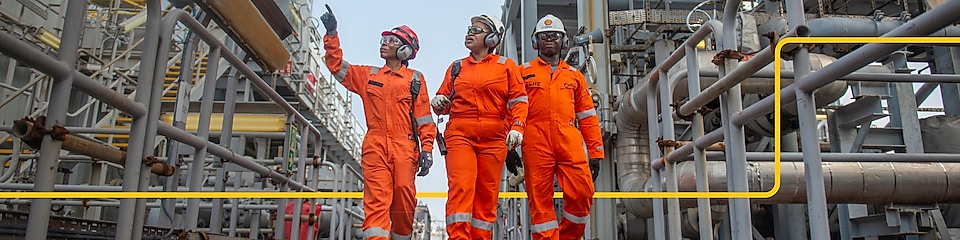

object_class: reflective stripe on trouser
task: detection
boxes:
[521,125,595,240]
[361,135,418,239]
[444,119,508,240]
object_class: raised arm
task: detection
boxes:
[323,34,372,94]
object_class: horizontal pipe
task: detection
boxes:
[0,125,287,138]
[0,30,147,118]
[653,127,724,170]
[160,9,332,154]
[0,29,311,191]
[677,25,810,117]
[631,161,960,218]
[10,120,173,176]
[0,183,324,192]
[731,0,960,127]
[0,199,300,210]
[697,152,960,162]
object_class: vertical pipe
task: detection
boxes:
[229,171,241,236]
[786,0,829,237]
[162,35,201,228]
[210,61,236,234]
[25,1,88,239]
[522,0,538,62]
[209,168,226,233]
[647,71,666,240]
[659,70,681,240]
[307,145,324,240]
[291,123,310,240]
[250,138,267,238]
[720,0,751,238]
[685,45,713,240]
[276,115,294,240]
[185,47,222,230]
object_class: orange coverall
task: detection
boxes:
[434,54,528,239]
[520,57,604,239]
[324,33,437,240]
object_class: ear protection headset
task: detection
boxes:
[478,15,503,49]
[393,27,420,61]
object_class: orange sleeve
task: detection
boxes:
[414,72,437,152]
[505,59,529,133]
[433,62,455,116]
[323,33,369,94]
[573,70,605,159]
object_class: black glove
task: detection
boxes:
[589,158,601,181]
[417,151,433,177]
[505,149,522,176]
[320,4,337,34]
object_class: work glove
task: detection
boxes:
[320,4,337,34]
[505,149,522,176]
[417,151,433,177]
[506,130,523,148]
[431,95,450,113]
[589,158,601,181]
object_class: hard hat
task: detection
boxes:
[534,14,565,34]
[382,25,420,60]
[471,14,504,48]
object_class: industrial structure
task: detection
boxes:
[1,0,960,239]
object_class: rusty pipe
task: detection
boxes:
[284,214,320,224]
[11,119,174,176]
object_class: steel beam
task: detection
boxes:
[24,1,88,239]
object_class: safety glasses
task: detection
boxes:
[536,32,564,41]
[466,26,490,35]
[381,35,402,45]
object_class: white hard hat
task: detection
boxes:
[534,14,565,34]
[471,14,505,48]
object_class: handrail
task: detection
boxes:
[0,73,46,109]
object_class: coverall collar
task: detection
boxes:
[376,63,411,78]
[465,53,499,64]
[533,56,570,70]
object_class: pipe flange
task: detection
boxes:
[711,49,745,67]
[50,125,69,141]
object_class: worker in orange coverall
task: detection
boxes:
[429,13,528,240]
[321,5,437,239]
[506,14,605,240]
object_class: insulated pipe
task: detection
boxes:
[732,0,960,127]
[618,25,810,121]
[627,161,960,218]
[758,17,960,48]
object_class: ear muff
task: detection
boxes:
[396,45,413,61]
[479,16,502,49]
[392,27,420,61]
[484,31,501,48]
